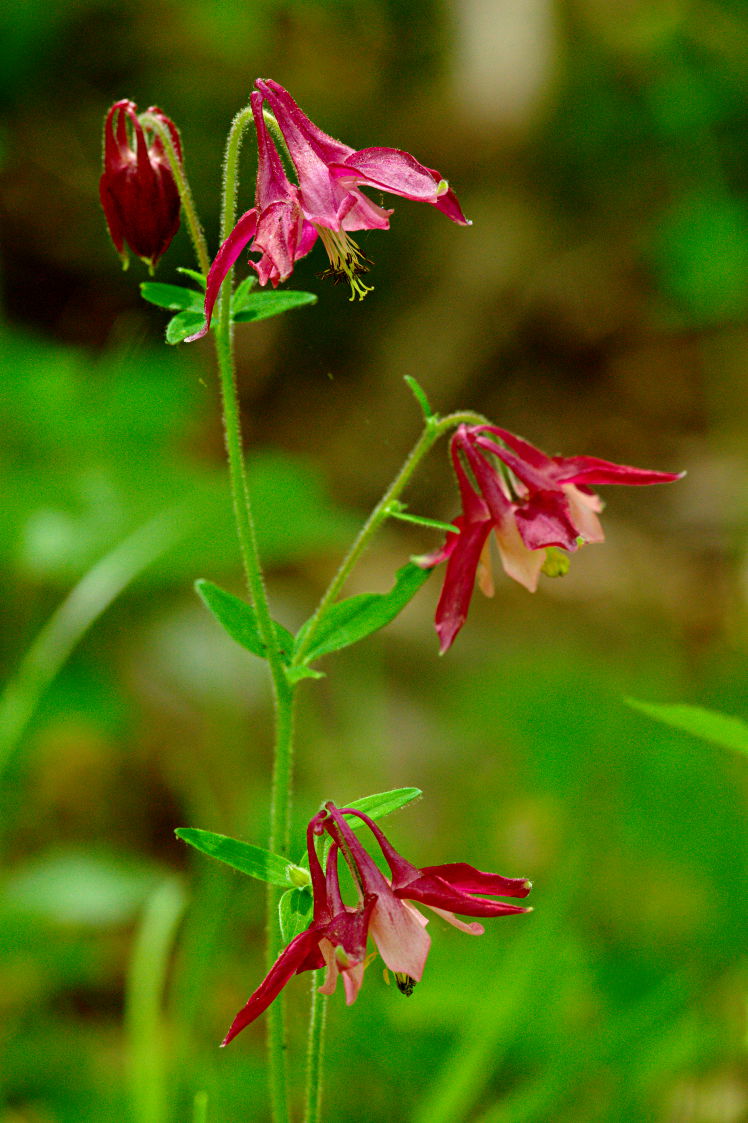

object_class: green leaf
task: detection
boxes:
[140,282,204,312]
[232,290,317,323]
[344,787,422,821]
[230,274,258,314]
[278,887,313,943]
[295,562,432,663]
[175,828,292,887]
[165,310,206,345]
[196,579,294,663]
[626,698,748,756]
[403,374,434,420]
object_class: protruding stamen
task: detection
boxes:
[315,225,374,301]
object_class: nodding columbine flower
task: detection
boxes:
[420,424,684,652]
[99,100,182,271]
[186,78,470,341]
[255,78,470,299]
[222,802,530,1044]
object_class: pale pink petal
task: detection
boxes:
[368,895,431,980]
[426,904,484,935]
[493,519,545,592]
[403,900,430,928]
[341,960,365,1005]
[338,190,393,231]
[476,538,495,597]
[563,484,605,543]
[317,938,340,996]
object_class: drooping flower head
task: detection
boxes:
[222,801,530,1045]
[99,100,182,270]
[255,78,470,299]
[186,79,470,341]
[421,424,684,652]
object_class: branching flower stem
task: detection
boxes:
[292,409,488,669]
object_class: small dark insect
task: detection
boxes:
[394,973,417,997]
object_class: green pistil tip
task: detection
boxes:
[541,547,570,578]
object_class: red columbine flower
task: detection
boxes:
[255,78,470,298]
[223,802,530,1044]
[99,100,182,270]
[187,78,470,341]
[422,424,684,652]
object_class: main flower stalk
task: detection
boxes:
[214,106,298,1123]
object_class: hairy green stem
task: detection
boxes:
[214,105,295,1123]
[293,409,487,666]
[140,112,210,278]
[221,106,254,244]
[304,973,328,1123]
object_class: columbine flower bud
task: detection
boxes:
[99,99,182,270]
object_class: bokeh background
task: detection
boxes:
[2,1,748,1120]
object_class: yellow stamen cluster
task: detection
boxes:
[315,226,374,301]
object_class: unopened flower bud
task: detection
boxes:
[99,99,182,270]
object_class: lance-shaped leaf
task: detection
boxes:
[232,289,317,324]
[279,886,314,944]
[176,828,297,887]
[295,562,431,664]
[344,787,422,821]
[626,698,748,757]
[140,282,205,312]
[196,579,294,664]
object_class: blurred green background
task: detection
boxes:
[2,0,747,1120]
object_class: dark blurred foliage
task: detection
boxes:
[2,1,748,1121]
